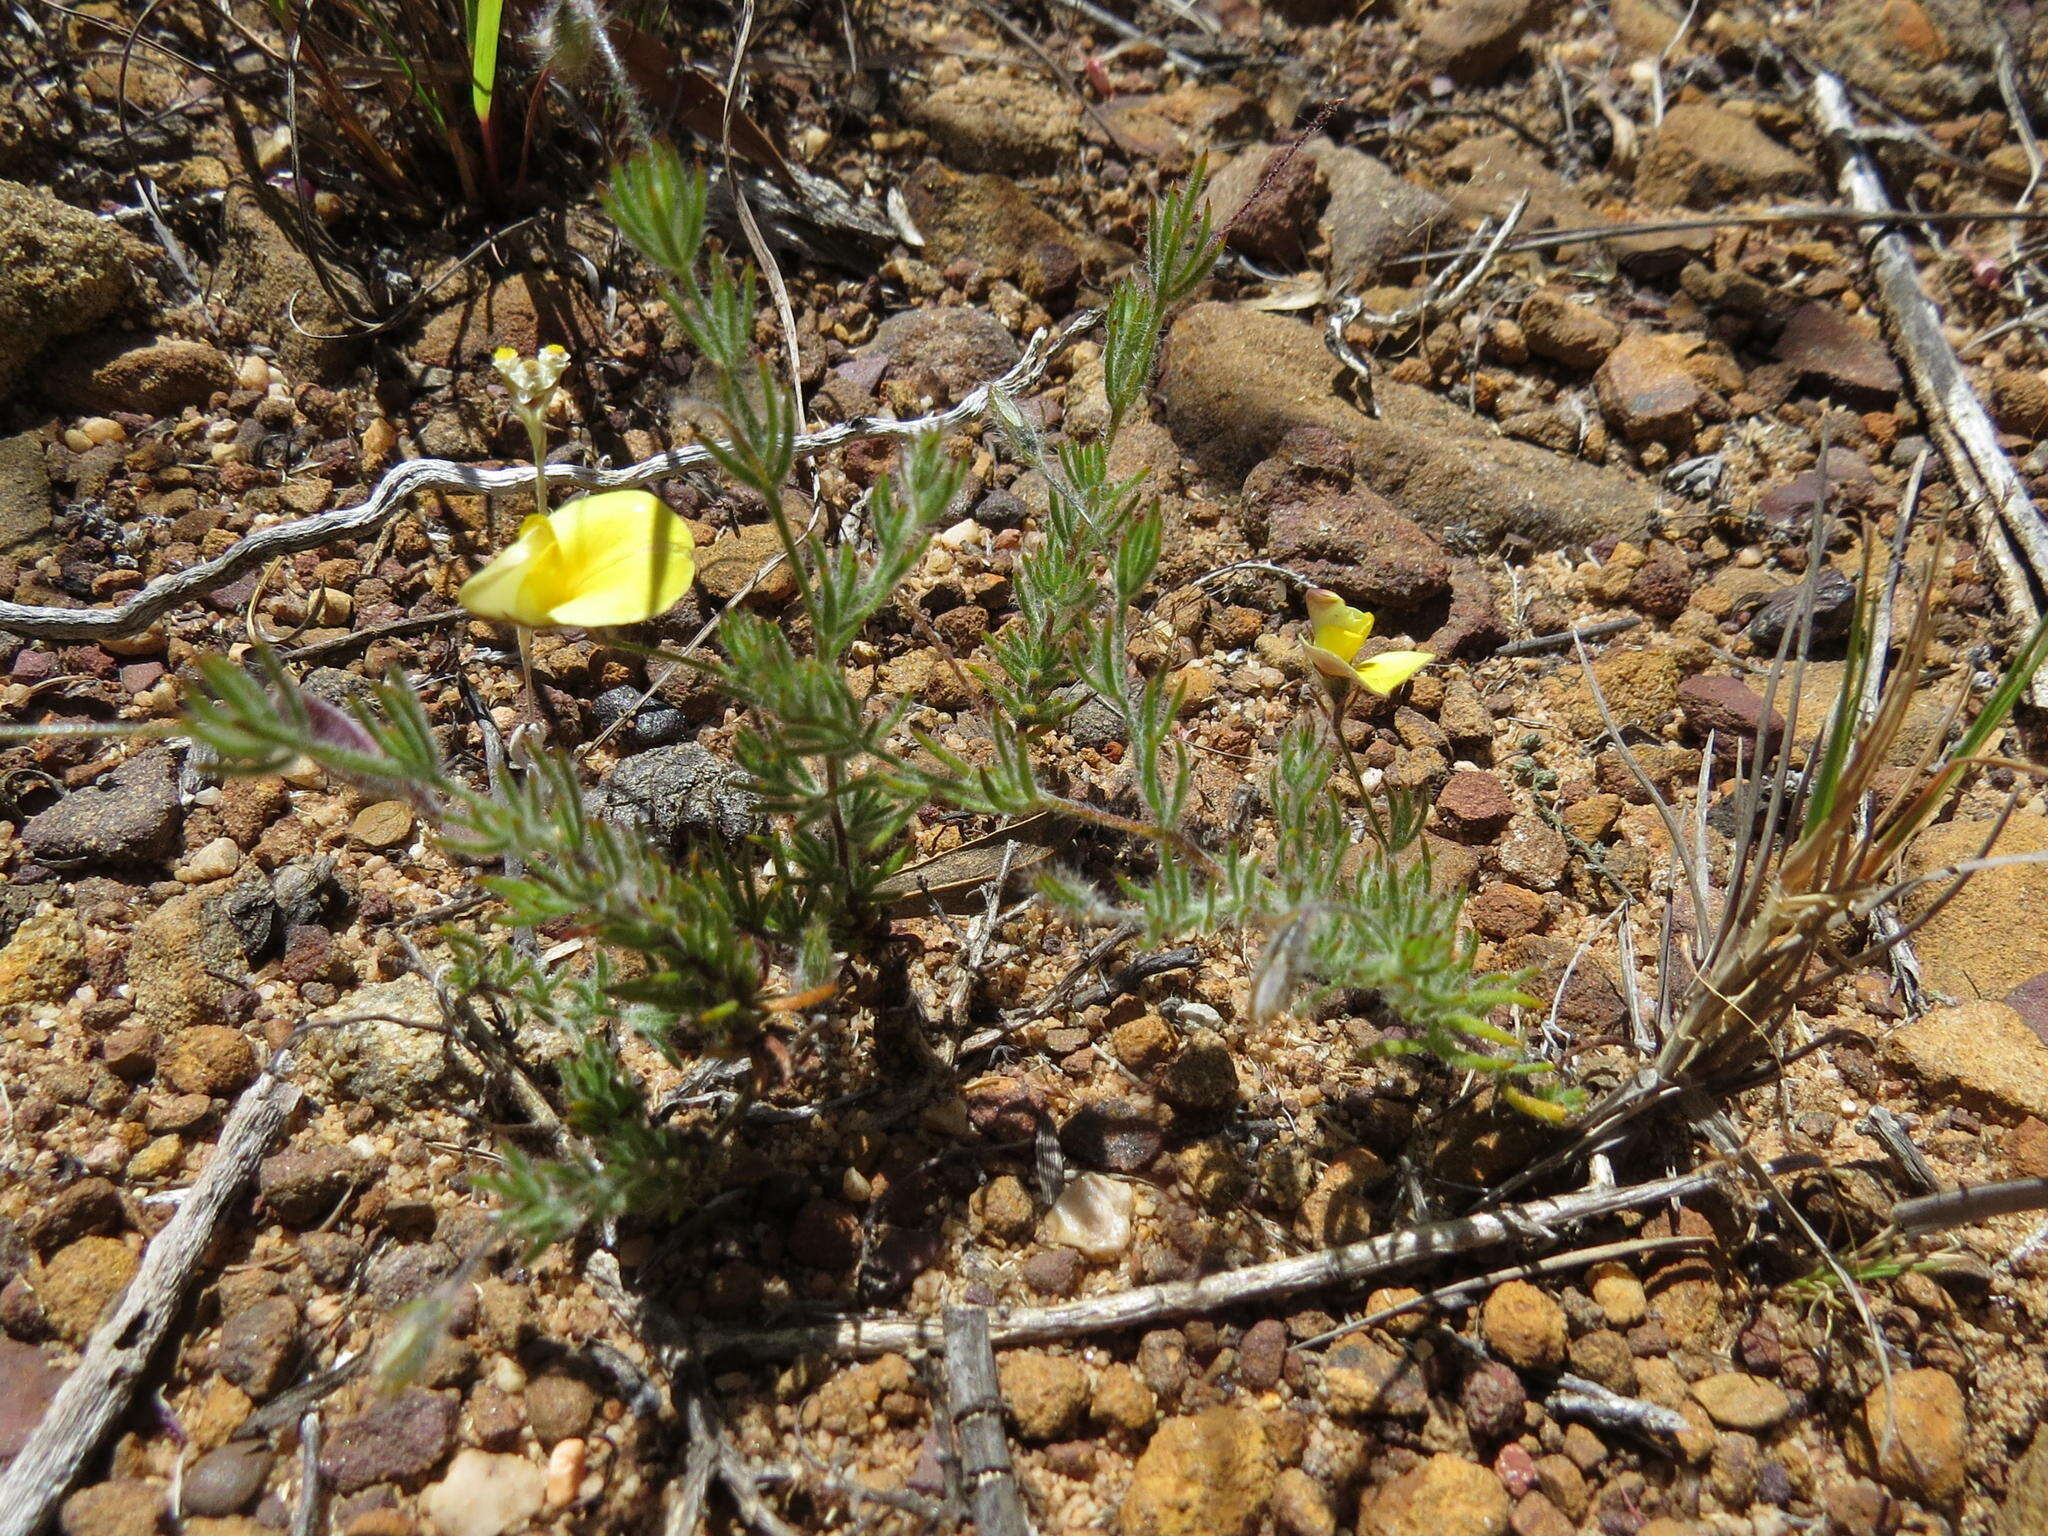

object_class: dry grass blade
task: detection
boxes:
[1485,514,2048,1207]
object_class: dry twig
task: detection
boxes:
[1811,69,2048,700]
[1894,1176,2048,1237]
[944,1306,1033,1536]
[0,1057,301,1536]
[0,310,1098,642]
[690,1167,1722,1361]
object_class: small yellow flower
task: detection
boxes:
[1302,588,1433,695]
[459,490,695,629]
[492,344,570,413]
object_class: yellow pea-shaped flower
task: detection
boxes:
[459,490,696,630]
[1302,588,1433,696]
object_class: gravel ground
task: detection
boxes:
[7,2,2048,1534]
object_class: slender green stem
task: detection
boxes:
[522,413,550,523]
[821,754,855,897]
[758,488,820,627]
[1324,682,1372,802]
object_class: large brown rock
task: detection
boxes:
[908,72,1081,173]
[38,1235,138,1344]
[1887,1001,2048,1122]
[1854,1369,1967,1504]
[57,1481,162,1536]
[1159,304,1657,550]
[1520,288,1620,371]
[1773,303,1901,406]
[1414,0,1555,84]
[215,188,358,375]
[1206,146,1324,266]
[1808,0,1998,121]
[1302,139,1454,288]
[413,272,606,371]
[22,747,181,868]
[1321,1338,1429,1418]
[45,335,234,415]
[1561,646,1680,738]
[1435,133,1595,234]
[1247,430,1452,612]
[997,1350,1090,1442]
[0,1338,69,1462]
[1998,1421,2048,1536]
[1594,333,1703,445]
[0,429,52,556]
[1989,368,2048,438]
[0,906,87,1007]
[1636,104,1816,209]
[1359,1453,1510,1536]
[1897,814,2048,999]
[1093,83,1264,166]
[127,889,244,1033]
[902,161,1121,296]
[319,1388,459,1494]
[1479,1280,1566,1369]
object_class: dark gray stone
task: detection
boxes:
[22,748,181,866]
[216,1294,300,1399]
[596,744,758,852]
[590,686,691,749]
[270,856,349,929]
[1059,1098,1163,1173]
[258,1145,360,1227]
[183,1440,273,1517]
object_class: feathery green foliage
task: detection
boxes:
[181,153,1570,1262]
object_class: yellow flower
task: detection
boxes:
[1302,588,1433,695]
[459,490,695,629]
[492,344,570,413]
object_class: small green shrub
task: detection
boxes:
[183,150,1564,1257]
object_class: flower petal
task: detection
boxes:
[541,490,697,627]
[1302,642,1360,682]
[1306,588,1373,663]
[457,514,565,626]
[1348,649,1434,696]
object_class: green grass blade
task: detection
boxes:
[466,0,504,126]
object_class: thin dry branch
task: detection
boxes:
[1894,1176,2048,1236]
[0,310,1098,642]
[944,1306,1033,1536]
[1300,1233,1708,1348]
[688,1167,1721,1361]
[0,1056,301,1536]
[1323,194,1528,416]
[1810,70,2048,704]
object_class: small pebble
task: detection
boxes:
[546,1438,585,1508]
[1041,1173,1134,1261]
[176,836,242,884]
[348,800,415,850]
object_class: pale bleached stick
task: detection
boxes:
[1810,70,2048,705]
[0,311,1097,643]
[687,1167,1719,1362]
[0,1058,301,1536]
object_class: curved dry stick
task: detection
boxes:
[0,310,1099,643]
[0,1057,301,1536]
